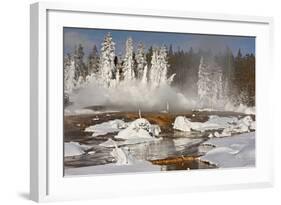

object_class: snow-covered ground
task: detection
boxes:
[199,132,255,168]
[64,142,92,157]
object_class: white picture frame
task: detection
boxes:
[30,2,274,202]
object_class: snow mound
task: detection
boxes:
[64,142,92,157]
[173,115,255,137]
[215,116,255,137]
[99,118,162,149]
[173,115,238,132]
[199,132,255,168]
[173,116,192,132]
[115,118,161,140]
[85,119,128,137]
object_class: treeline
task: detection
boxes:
[166,46,255,106]
[64,39,255,106]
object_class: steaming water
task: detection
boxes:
[68,80,198,113]
[67,80,254,115]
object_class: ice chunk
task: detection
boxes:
[208,133,214,138]
[173,116,192,132]
[64,142,92,157]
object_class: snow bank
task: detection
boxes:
[84,119,128,137]
[115,118,161,140]
[199,132,255,168]
[173,115,255,137]
[173,115,238,132]
[215,116,255,137]
[64,142,92,157]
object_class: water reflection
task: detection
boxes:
[64,131,213,170]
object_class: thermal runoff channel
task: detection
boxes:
[63,29,256,175]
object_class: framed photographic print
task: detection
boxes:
[30,2,274,202]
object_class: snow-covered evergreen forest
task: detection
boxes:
[64,32,255,111]
[63,31,256,174]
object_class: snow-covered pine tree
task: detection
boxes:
[149,48,160,88]
[74,44,87,82]
[223,46,235,100]
[116,54,124,84]
[198,57,210,106]
[159,46,169,84]
[64,54,76,94]
[135,43,147,79]
[149,46,174,88]
[87,45,99,75]
[98,32,116,87]
[63,53,71,73]
[141,65,148,84]
[122,37,135,82]
[197,56,223,108]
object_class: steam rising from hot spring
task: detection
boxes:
[69,80,196,112]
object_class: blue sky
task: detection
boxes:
[63,27,255,58]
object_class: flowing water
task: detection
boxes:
[64,110,239,171]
